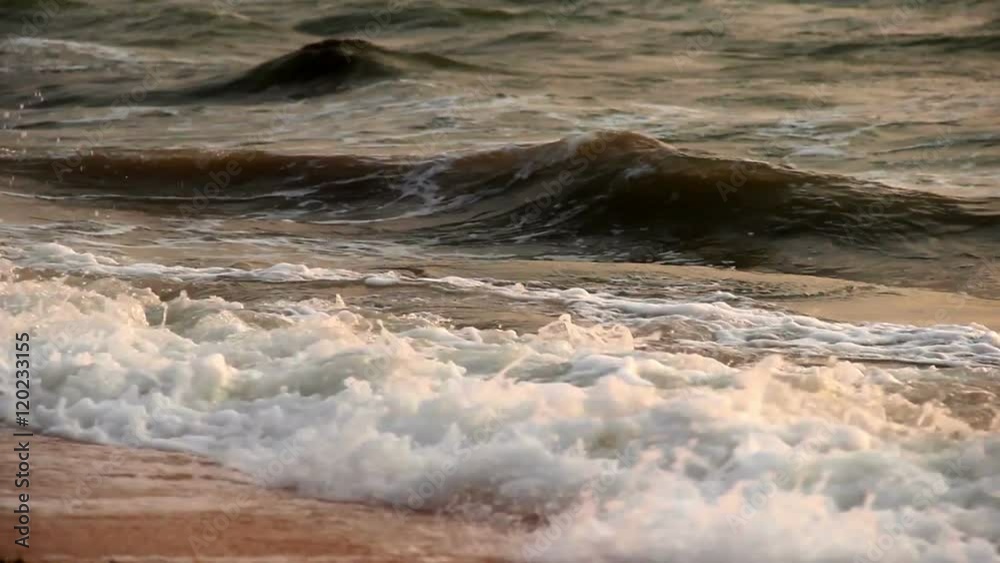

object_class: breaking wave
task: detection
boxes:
[5,131,998,243]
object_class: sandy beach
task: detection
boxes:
[0,433,512,562]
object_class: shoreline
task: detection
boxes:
[0,432,513,562]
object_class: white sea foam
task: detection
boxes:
[6,243,1000,368]
[6,242,365,283]
[0,268,997,563]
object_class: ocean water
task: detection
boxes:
[1,0,999,561]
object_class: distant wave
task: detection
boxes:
[17,38,475,106]
[191,38,400,98]
[189,38,479,100]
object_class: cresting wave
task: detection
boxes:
[5,131,999,243]
[0,259,998,563]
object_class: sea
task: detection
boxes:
[1,0,999,561]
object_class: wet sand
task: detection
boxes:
[0,433,512,562]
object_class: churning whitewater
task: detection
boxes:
[1,250,998,562]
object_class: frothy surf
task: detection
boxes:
[0,260,997,563]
